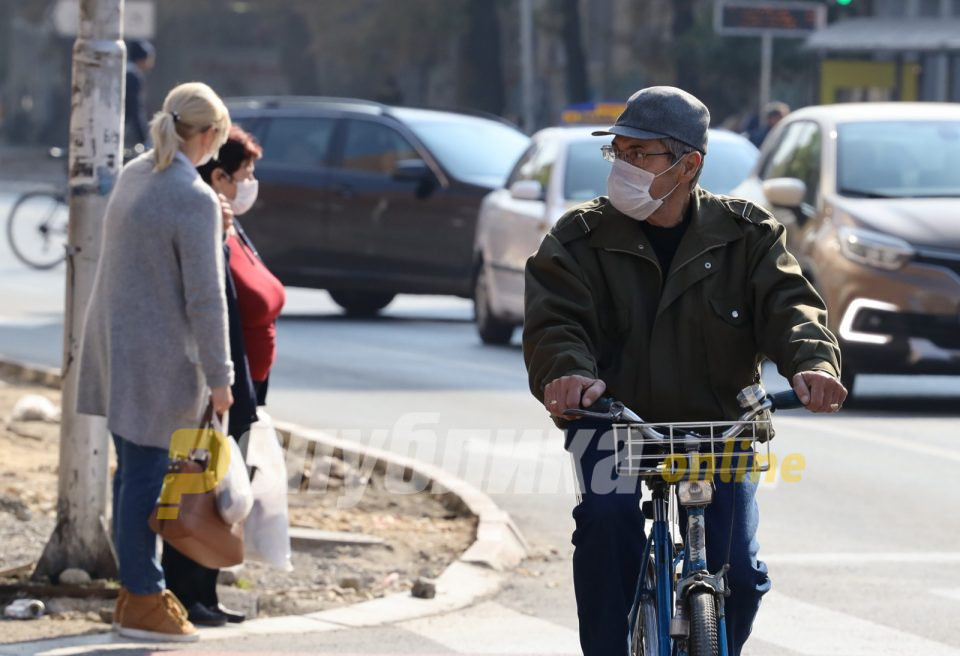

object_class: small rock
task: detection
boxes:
[411,577,436,599]
[98,608,114,624]
[15,506,32,522]
[59,568,92,586]
[338,576,362,591]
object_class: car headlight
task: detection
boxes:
[837,226,914,270]
[677,481,714,506]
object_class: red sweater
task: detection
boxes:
[226,233,286,382]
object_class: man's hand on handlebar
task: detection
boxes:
[792,370,847,413]
[543,375,606,418]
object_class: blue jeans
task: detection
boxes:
[111,434,169,595]
[566,422,771,656]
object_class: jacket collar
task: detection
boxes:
[173,150,201,178]
[588,187,748,316]
[588,187,743,256]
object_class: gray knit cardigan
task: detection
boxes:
[77,151,234,450]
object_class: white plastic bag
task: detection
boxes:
[215,434,254,525]
[240,410,292,571]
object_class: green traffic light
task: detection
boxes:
[836,0,853,4]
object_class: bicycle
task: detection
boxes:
[4,144,147,270]
[566,383,802,656]
[5,187,69,269]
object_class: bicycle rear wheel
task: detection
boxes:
[6,191,69,269]
[688,590,719,656]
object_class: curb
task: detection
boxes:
[0,360,529,654]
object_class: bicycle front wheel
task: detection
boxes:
[6,191,69,269]
[630,558,660,656]
[688,590,719,656]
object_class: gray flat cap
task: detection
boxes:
[592,86,710,154]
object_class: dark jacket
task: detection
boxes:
[523,188,841,425]
[225,241,258,438]
[125,64,148,147]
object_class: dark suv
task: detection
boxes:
[227,97,530,315]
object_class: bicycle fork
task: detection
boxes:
[671,498,730,656]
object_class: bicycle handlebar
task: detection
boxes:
[563,385,805,443]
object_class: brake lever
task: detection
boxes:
[562,399,643,423]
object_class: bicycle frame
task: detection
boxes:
[627,477,729,656]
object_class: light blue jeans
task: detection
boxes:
[111,434,169,595]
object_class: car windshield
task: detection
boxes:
[562,133,758,200]
[404,117,530,186]
[837,121,960,198]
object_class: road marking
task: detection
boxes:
[777,417,960,464]
[761,551,960,565]
[400,601,581,654]
[752,590,960,655]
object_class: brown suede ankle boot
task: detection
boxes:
[116,589,198,642]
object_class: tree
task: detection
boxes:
[457,0,505,114]
[556,0,590,104]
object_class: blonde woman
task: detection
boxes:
[78,82,234,642]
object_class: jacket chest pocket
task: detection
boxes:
[709,297,750,329]
[703,295,759,388]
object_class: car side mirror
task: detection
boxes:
[762,178,806,209]
[509,180,544,201]
[392,159,432,183]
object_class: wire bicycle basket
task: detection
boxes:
[613,419,774,480]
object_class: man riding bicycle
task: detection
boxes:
[522,86,847,656]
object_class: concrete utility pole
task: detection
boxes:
[35,0,125,581]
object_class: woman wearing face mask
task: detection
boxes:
[200,126,285,402]
[161,126,286,627]
[77,82,233,642]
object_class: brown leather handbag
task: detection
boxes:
[148,404,244,569]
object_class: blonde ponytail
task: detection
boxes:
[149,82,230,172]
[149,111,182,171]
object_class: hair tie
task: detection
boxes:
[170,111,180,123]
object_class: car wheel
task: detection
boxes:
[328,290,395,317]
[474,266,515,345]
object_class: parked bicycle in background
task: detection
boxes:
[5,145,146,270]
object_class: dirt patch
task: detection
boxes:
[0,376,477,644]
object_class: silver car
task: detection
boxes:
[473,126,759,344]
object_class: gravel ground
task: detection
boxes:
[0,376,476,644]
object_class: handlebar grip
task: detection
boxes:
[770,389,804,410]
[584,396,616,413]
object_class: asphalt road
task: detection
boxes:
[1,189,959,655]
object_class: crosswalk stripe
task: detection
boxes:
[400,601,581,654]
[750,591,960,655]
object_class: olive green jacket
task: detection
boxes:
[522,188,841,424]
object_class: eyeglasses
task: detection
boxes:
[601,144,672,167]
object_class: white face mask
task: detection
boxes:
[229,177,259,216]
[606,157,683,222]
